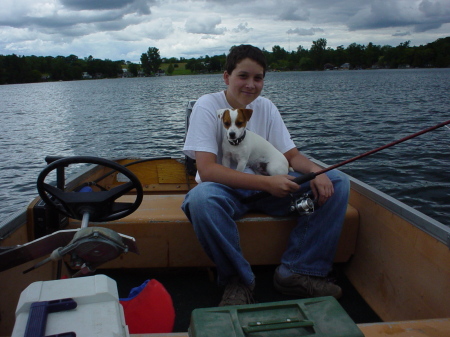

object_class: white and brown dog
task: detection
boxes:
[217,108,290,176]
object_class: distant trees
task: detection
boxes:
[276,37,450,70]
[127,63,139,77]
[167,63,175,75]
[140,47,162,76]
[0,54,124,84]
[309,38,328,70]
[0,37,449,85]
[185,54,225,73]
[253,37,449,71]
[85,56,123,79]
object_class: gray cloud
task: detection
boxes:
[232,23,253,33]
[2,12,129,34]
[60,0,153,15]
[278,5,309,21]
[185,15,226,35]
[287,27,324,36]
[60,0,135,10]
[0,0,448,61]
[414,22,444,32]
[392,31,411,37]
[346,0,450,32]
[0,0,152,30]
[419,0,449,17]
[347,1,412,30]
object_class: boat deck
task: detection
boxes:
[102,266,450,336]
[99,264,381,333]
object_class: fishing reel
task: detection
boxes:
[290,192,316,215]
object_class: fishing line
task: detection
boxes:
[243,119,450,204]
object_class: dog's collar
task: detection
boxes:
[228,130,246,146]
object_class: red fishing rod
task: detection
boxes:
[243,119,450,203]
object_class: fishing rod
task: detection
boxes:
[243,119,450,204]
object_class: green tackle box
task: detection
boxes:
[188,296,364,337]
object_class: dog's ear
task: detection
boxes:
[240,109,253,121]
[217,108,228,120]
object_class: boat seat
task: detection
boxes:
[71,194,359,269]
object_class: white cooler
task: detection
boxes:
[12,275,129,337]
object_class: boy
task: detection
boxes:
[182,44,349,306]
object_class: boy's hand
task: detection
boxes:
[265,175,299,198]
[310,174,334,206]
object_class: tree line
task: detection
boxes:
[1,37,449,85]
[183,37,450,73]
[0,54,125,84]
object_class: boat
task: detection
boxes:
[0,101,449,336]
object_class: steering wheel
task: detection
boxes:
[37,156,143,222]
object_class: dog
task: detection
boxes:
[217,108,290,176]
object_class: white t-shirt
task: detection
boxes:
[183,91,295,183]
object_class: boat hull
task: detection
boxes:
[0,157,449,336]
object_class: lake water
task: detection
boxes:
[1,69,449,225]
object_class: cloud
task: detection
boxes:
[287,27,324,36]
[232,23,253,34]
[347,1,412,30]
[0,0,448,61]
[185,15,226,35]
[0,0,152,30]
[416,0,450,31]
[60,0,134,10]
[60,0,153,15]
[392,30,411,37]
[112,18,174,41]
[346,0,450,32]
[278,4,310,21]
[419,0,449,17]
[413,22,444,32]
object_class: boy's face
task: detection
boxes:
[223,58,264,109]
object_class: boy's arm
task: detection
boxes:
[284,148,334,205]
[195,151,299,198]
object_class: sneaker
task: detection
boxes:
[273,267,342,299]
[219,277,256,306]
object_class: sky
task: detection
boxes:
[1,0,449,63]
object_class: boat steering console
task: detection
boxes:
[37,156,143,222]
[0,156,143,276]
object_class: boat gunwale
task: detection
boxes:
[0,207,27,241]
[311,158,450,247]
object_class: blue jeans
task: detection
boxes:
[182,170,350,287]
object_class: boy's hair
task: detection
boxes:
[225,44,267,76]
